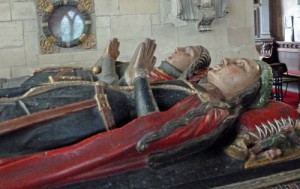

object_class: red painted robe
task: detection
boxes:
[0,94,229,189]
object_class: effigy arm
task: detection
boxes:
[136,100,231,152]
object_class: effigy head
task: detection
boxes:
[207,58,272,107]
[165,45,211,80]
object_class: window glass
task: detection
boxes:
[48,6,85,43]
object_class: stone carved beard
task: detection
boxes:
[196,0,216,31]
[177,0,216,31]
[177,0,228,31]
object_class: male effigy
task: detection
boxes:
[0,39,299,188]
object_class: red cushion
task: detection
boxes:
[287,70,300,76]
[237,100,299,135]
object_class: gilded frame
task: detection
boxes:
[37,0,96,54]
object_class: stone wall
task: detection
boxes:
[281,0,300,41]
[0,0,257,78]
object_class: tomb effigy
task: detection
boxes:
[0,39,299,189]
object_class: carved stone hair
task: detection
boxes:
[182,45,211,80]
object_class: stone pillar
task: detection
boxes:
[259,0,271,38]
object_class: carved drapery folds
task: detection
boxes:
[177,0,228,32]
[37,0,96,54]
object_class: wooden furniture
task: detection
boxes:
[277,41,300,71]
[260,41,286,101]
[277,41,300,99]
[282,71,300,99]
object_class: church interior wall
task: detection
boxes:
[280,0,300,42]
[0,0,257,78]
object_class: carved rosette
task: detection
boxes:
[38,0,96,54]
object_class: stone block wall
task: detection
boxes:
[0,0,257,78]
[281,0,300,41]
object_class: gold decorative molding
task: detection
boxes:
[80,33,96,49]
[37,0,96,54]
[37,0,53,15]
[40,35,60,54]
[78,0,94,13]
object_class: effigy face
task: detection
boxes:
[165,46,201,72]
[207,58,260,99]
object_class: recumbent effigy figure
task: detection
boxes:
[86,37,211,85]
[0,38,210,97]
[0,39,299,188]
[0,39,269,157]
